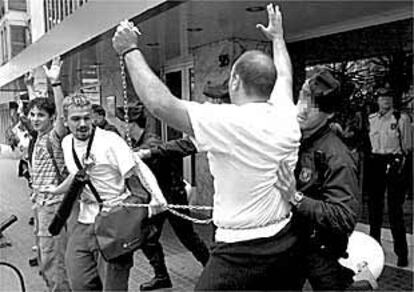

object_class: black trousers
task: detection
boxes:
[195,221,305,291]
[367,154,408,259]
[141,189,210,277]
[306,248,355,291]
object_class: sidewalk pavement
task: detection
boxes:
[0,158,412,291]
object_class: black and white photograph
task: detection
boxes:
[0,1,412,291]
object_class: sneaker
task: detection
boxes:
[139,276,172,291]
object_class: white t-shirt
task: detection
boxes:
[186,96,300,243]
[61,127,136,224]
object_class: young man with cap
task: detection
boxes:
[276,69,360,290]
[367,86,412,267]
[116,106,209,291]
[113,4,303,290]
[91,104,120,135]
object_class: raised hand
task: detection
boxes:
[43,56,63,83]
[24,70,35,87]
[112,20,141,56]
[256,4,284,41]
[274,160,296,202]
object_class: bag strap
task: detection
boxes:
[71,128,103,206]
[46,134,63,184]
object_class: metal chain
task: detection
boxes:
[167,209,213,225]
[120,56,132,148]
[119,56,212,224]
[103,201,213,224]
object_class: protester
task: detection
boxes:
[275,70,360,290]
[116,106,209,291]
[59,93,162,291]
[113,4,303,290]
[367,86,412,267]
[27,57,71,291]
[91,104,120,135]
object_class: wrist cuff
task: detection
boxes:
[121,47,139,59]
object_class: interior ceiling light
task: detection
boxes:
[245,6,265,13]
[187,27,203,32]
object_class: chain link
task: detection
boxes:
[103,201,213,224]
[120,56,132,148]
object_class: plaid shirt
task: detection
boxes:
[31,129,67,205]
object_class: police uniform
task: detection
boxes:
[367,109,411,265]
[117,107,209,290]
[294,123,359,290]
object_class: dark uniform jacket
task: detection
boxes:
[132,132,188,201]
[99,119,120,136]
[150,136,197,160]
[294,124,359,258]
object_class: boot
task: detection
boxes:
[140,250,172,291]
[139,276,172,291]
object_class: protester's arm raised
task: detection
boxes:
[43,57,66,138]
[112,22,193,136]
[257,4,293,104]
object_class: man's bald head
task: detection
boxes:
[231,50,277,100]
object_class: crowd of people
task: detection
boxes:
[3,3,412,292]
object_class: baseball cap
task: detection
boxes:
[308,69,342,113]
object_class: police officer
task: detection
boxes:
[116,106,209,291]
[91,104,120,135]
[367,86,412,267]
[276,70,360,290]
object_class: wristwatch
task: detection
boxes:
[290,191,304,207]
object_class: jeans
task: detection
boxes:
[65,222,133,292]
[35,204,71,292]
[195,221,304,290]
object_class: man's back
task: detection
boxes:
[186,100,300,242]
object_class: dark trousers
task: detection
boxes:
[66,222,133,292]
[141,189,210,277]
[195,221,304,291]
[306,248,355,290]
[367,154,408,259]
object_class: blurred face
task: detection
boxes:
[66,105,93,141]
[296,82,332,135]
[377,95,393,112]
[29,106,54,135]
[91,112,105,127]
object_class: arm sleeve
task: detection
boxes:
[400,114,413,153]
[150,136,197,159]
[296,154,359,234]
